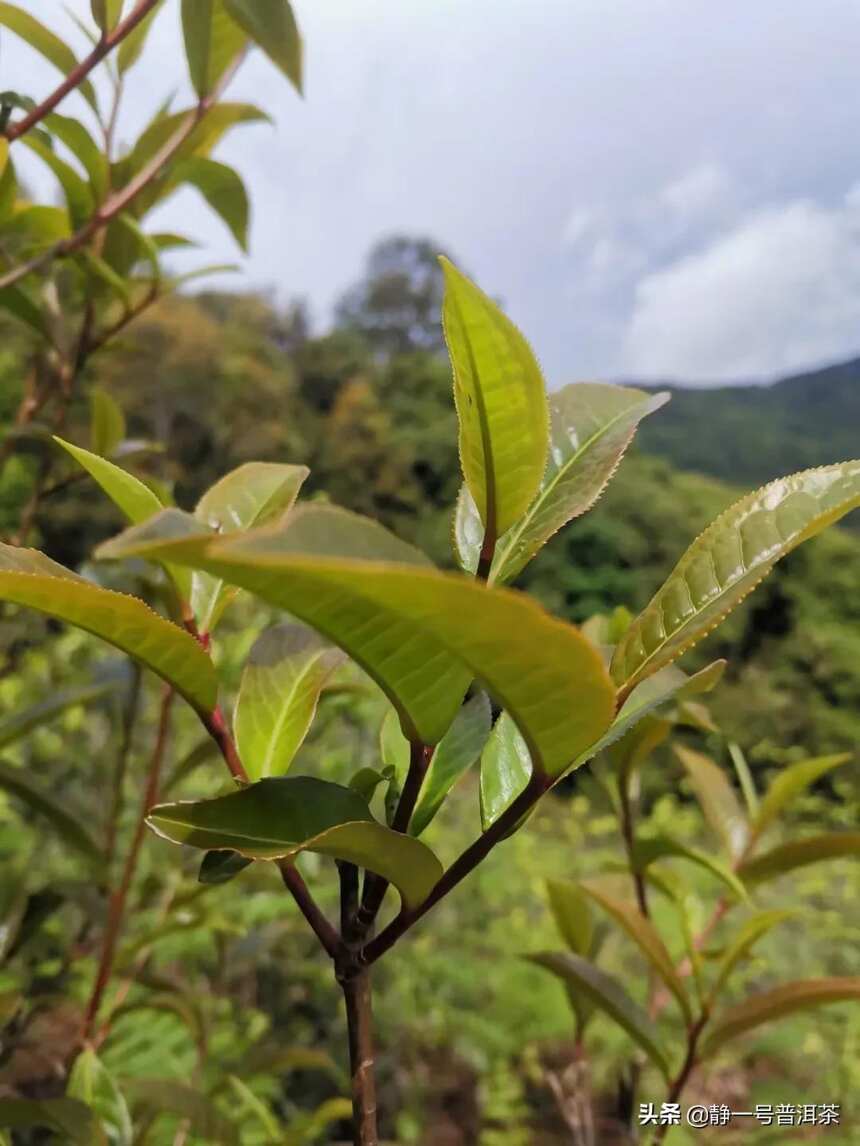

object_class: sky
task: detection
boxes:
[6,1,860,386]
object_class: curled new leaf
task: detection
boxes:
[0,544,217,714]
[147,776,443,907]
[97,504,616,775]
[441,258,549,553]
[611,462,860,698]
[528,952,670,1077]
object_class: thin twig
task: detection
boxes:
[0,49,247,291]
[3,0,161,143]
[650,1013,708,1145]
[363,770,551,965]
[82,685,174,1043]
[356,739,431,932]
[278,862,341,959]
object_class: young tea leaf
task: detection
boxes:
[751,753,852,841]
[234,623,344,779]
[147,776,442,907]
[738,833,860,885]
[701,978,860,1056]
[611,462,860,698]
[98,504,616,775]
[0,544,217,714]
[578,880,692,1021]
[441,258,549,556]
[224,0,303,92]
[411,692,492,835]
[487,383,669,583]
[675,744,749,861]
[528,951,670,1077]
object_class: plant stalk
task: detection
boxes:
[363,770,550,964]
[2,0,161,143]
[341,967,379,1146]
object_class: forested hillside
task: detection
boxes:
[637,357,860,495]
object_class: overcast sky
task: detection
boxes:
[7,1,860,385]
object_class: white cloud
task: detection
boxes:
[658,162,737,228]
[622,190,860,382]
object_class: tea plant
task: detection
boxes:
[531,671,858,1144]
[1,246,859,1143]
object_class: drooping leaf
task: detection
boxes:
[181,0,246,97]
[411,693,492,835]
[224,0,303,92]
[546,879,593,956]
[67,1049,132,1146]
[89,390,126,457]
[0,1098,98,1144]
[0,545,217,714]
[632,836,748,902]
[441,258,549,552]
[752,753,852,841]
[702,978,860,1056]
[191,461,309,631]
[147,776,443,907]
[675,745,748,861]
[43,113,109,201]
[20,134,93,226]
[0,761,103,865]
[528,952,670,1077]
[611,462,860,698]
[98,504,616,773]
[235,623,344,780]
[479,711,531,829]
[198,849,252,885]
[738,833,860,885]
[0,4,96,108]
[579,880,691,1021]
[170,155,249,249]
[460,383,669,582]
[708,910,795,1004]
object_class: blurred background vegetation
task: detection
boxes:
[1,236,858,1142]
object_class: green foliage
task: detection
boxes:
[148,776,443,907]
[441,257,549,550]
